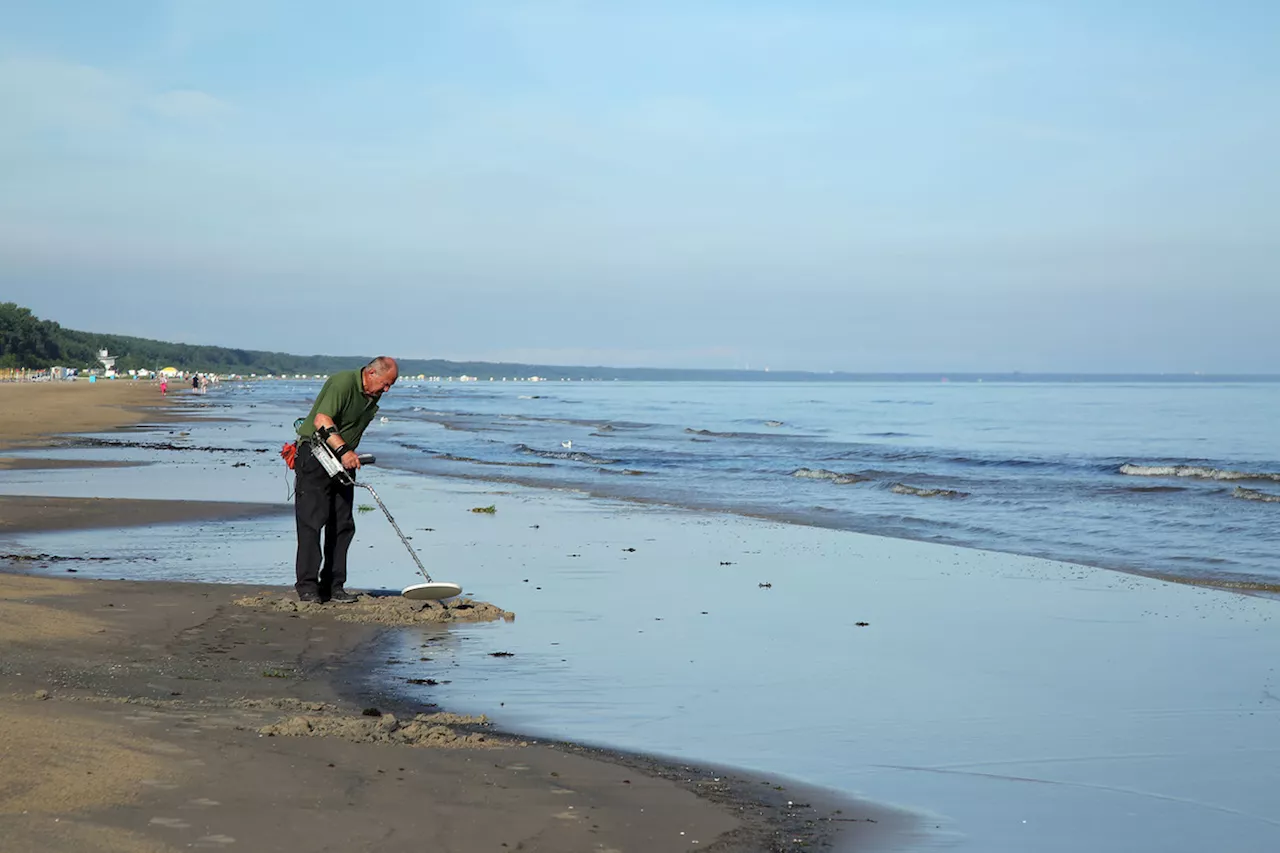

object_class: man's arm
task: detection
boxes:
[313,413,360,470]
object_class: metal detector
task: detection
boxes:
[309,435,463,600]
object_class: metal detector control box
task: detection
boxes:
[309,434,373,481]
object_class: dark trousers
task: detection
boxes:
[294,442,356,596]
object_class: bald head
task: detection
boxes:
[361,356,399,397]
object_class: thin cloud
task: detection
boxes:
[147,89,233,123]
[0,56,133,133]
[0,55,231,137]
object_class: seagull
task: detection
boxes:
[380,416,390,424]
[561,440,572,449]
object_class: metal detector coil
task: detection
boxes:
[308,435,463,601]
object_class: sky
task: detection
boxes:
[1,0,1277,372]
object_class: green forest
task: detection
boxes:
[0,302,373,374]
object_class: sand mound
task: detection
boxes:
[233,592,515,626]
[229,698,336,713]
[259,711,500,749]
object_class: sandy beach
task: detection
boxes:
[0,380,177,451]
[0,382,866,852]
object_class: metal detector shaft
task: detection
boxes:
[353,481,436,584]
[310,438,436,584]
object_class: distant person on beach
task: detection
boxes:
[293,356,399,604]
[160,376,167,395]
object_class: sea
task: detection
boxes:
[290,377,1280,589]
[9,376,1280,852]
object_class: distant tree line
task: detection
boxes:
[0,302,668,378]
[0,302,787,380]
[0,303,358,373]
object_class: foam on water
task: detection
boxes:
[1119,463,1280,482]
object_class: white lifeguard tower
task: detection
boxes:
[98,349,117,378]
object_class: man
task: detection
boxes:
[294,356,399,603]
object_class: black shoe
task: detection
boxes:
[297,590,321,603]
[327,589,359,604]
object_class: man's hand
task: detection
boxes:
[341,450,361,470]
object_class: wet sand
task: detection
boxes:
[0,572,855,853]
[0,494,288,535]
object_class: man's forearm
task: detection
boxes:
[312,414,360,469]
[312,414,346,452]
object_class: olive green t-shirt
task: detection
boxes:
[296,369,380,450]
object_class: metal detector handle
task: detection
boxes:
[357,453,375,465]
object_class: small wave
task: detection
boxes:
[596,467,649,476]
[891,483,969,499]
[792,468,870,485]
[1102,485,1188,494]
[499,414,604,428]
[685,426,811,439]
[516,443,618,465]
[947,455,1058,469]
[1234,487,1280,503]
[880,450,934,463]
[1119,463,1280,482]
[864,432,911,438]
[765,420,784,427]
[434,453,553,469]
[396,441,435,453]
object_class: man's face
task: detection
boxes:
[364,366,398,397]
